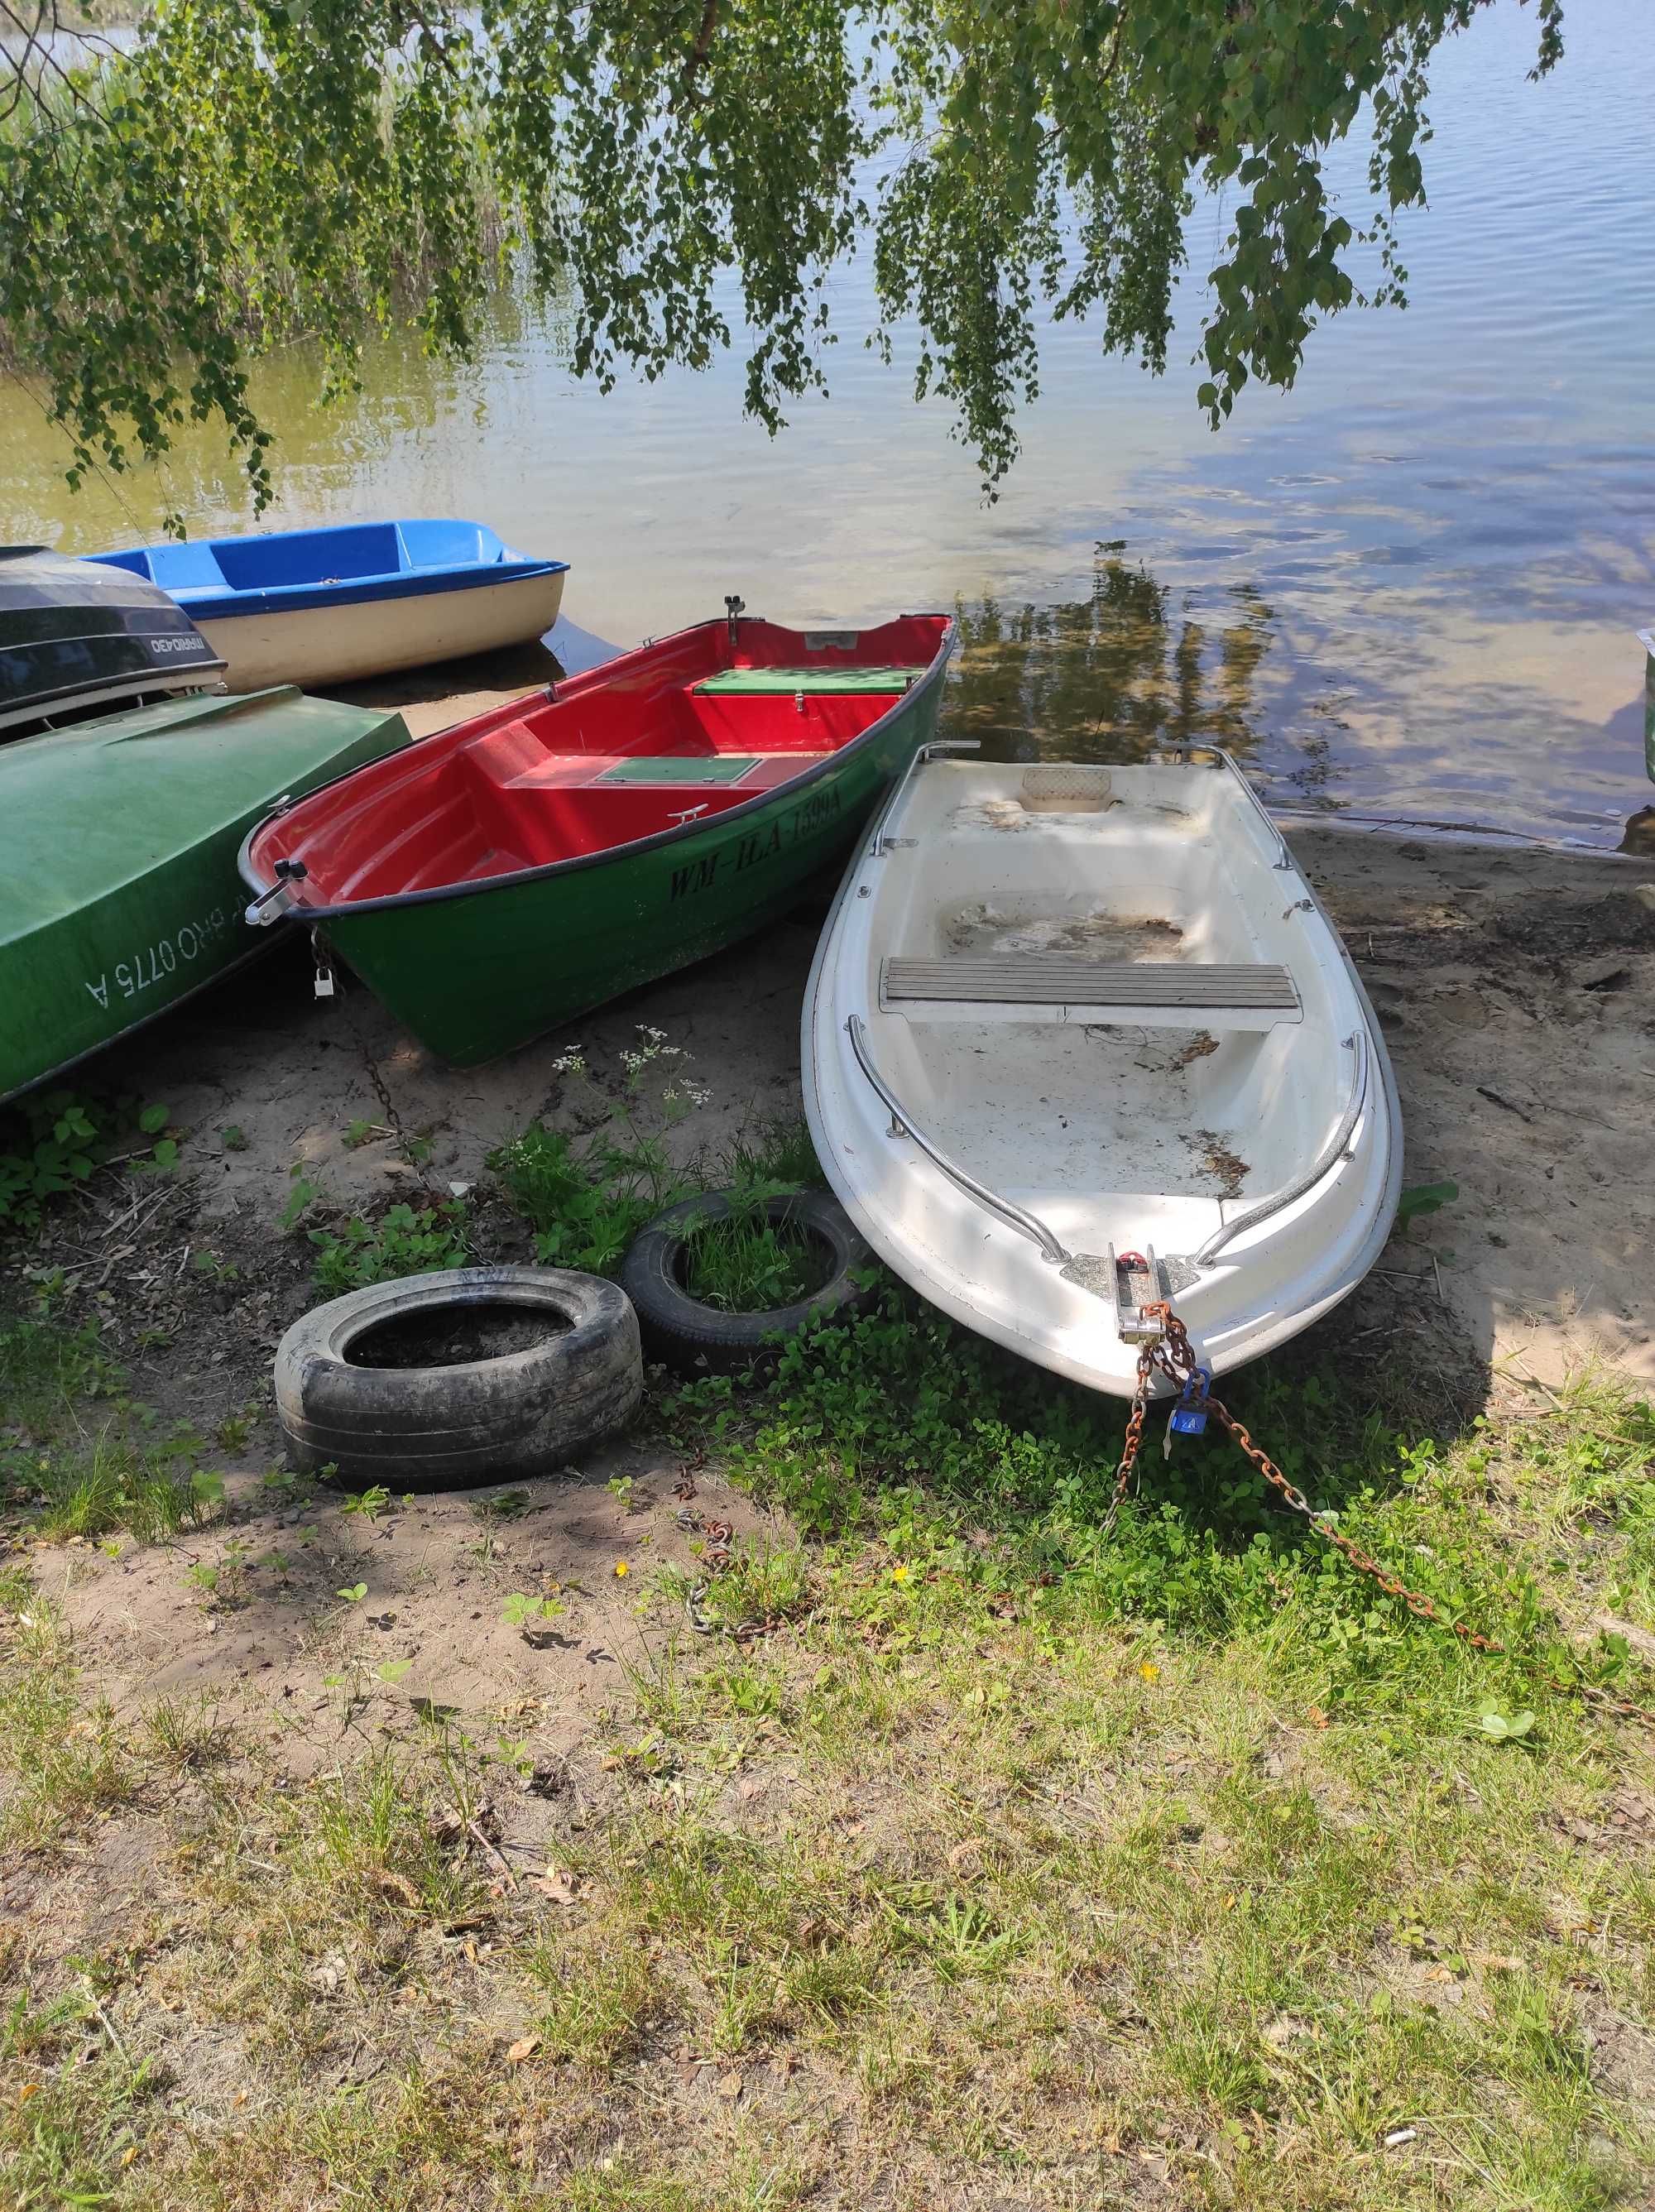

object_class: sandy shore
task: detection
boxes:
[84,786,1655,1390]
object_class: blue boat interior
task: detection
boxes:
[87,520,564,605]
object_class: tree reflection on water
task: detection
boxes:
[949,545,1274,768]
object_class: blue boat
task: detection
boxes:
[86,518,568,693]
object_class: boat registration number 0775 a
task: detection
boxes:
[84,905,233,1010]
[668,785,843,904]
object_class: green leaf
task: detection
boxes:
[338,1583,367,1603]
[1477,1708,1534,1741]
[138,1103,170,1135]
[377,1658,414,1683]
[1397,1181,1458,1227]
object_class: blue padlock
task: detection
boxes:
[1162,1366,1212,1456]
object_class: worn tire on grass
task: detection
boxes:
[274,1265,642,1489]
[620,1188,876,1376]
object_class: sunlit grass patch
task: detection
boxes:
[0,1584,135,1848]
[0,2046,164,2210]
[22,1420,205,1543]
[679,1204,832,1314]
[290,1748,482,1926]
[525,1923,660,2066]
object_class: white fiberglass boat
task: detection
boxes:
[803,745,1401,1397]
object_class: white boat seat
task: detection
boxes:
[880,956,1301,1029]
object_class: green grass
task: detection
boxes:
[0,1591,136,1848]
[0,1312,119,1431]
[0,1308,215,1543]
[679,1205,832,1312]
[491,1096,826,1283]
[1,1281,1653,2207]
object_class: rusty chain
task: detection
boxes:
[1106,1302,1504,1654]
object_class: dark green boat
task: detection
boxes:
[239,610,953,1066]
[2,687,410,1104]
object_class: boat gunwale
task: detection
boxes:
[235,611,956,922]
[176,557,570,621]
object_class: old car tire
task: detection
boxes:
[620,1188,877,1376]
[274,1265,642,1489]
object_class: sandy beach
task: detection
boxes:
[66,794,1653,1394]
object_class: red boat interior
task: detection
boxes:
[248,614,951,904]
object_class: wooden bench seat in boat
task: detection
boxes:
[880,956,1302,1030]
[691,666,926,695]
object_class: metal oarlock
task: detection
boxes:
[244,856,308,928]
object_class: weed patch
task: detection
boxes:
[308,1200,470,1291]
[680,1204,832,1312]
[0,1089,176,1236]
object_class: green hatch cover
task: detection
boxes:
[693,666,924,696]
[597,755,759,785]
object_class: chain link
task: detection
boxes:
[1106,1302,1503,1653]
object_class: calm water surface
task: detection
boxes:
[3,0,1653,847]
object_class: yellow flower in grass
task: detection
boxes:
[613,1561,630,1579]
[1139,1660,1161,1684]
[890,1564,911,1586]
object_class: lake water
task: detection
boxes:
[4,0,1653,847]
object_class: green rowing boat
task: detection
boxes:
[240,612,953,1067]
[1,688,410,1103]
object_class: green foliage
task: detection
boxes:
[667,1290,1561,1701]
[690,1116,830,1316]
[1,2,1565,506]
[280,1164,319,1232]
[0,1312,118,1432]
[502,1590,565,1629]
[721,1114,824,1192]
[20,1426,206,1545]
[308,1201,470,1292]
[339,1484,391,1522]
[492,1123,686,1277]
[680,1201,831,1313]
[0,1310,227,1543]
[1398,1178,1460,1228]
[0,1089,174,1235]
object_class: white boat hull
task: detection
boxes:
[804,749,1402,1398]
[194,569,566,693]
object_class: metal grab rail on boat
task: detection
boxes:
[1155,739,1294,872]
[1195,1030,1370,1265]
[845,1014,1071,1266]
[872,737,981,856]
